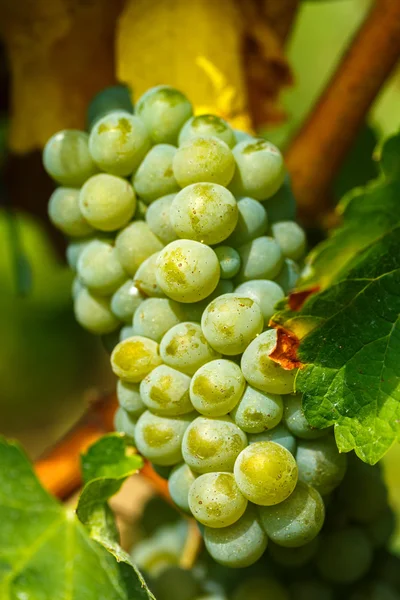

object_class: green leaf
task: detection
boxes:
[0,436,154,599]
[272,133,400,465]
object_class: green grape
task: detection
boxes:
[119,325,134,341]
[132,298,185,342]
[183,280,235,324]
[283,394,328,440]
[241,329,296,395]
[117,379,146,418]
[111,335,162,382]
[214,246,241,279]
[259,481,324,547]
[350,581,400,600]
[74,287,120,334]
[229,139,286,200]
[201,293,263,355]
[179,114,235,147]
[87,84,133,130]
[367,507,395,548]
[145,194,178,244]
[66,237,93,271]
[133,252,166,298]
[72,277,84,299]
[316,527,373,584]
[43,130,98,186]
[268,538,318,567]
[339,457,388,523]
[226,197,268,247]
[237,236,283,282]
[133,144,180,203]
[231,386,283,434]
[170,183,238,245]
[152,566,201,600]
[173,137,235,187]
[263,174,296,223]
[233,129,254,144]
[89,111,150,177]
[189,359,245,417]
[168,463,197,512]
[114,406,136,438]
[232,576,289,600]
[135,198,148,220]
[140,364,193,416]
[160,322,220,375]
[274,258,300,295]
[156,240,220,303]
[131,521,187,575]
[204,506,267,568]
[135,410,193,465]
[188,472,247,528]
[249,423,297,456]
[116,221,164,276]
[48,187,93,237]
[234,441,298,506]
[288,580,333,600]
[296,436,347,496]
[76,239,126,295]
[235,280,284,324]
[272,221,306,261]
[79,173,136,231]
[136,85,193,144]
[182,415,247,473]
[111,280,144,323]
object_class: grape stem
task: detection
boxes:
[285,0,400,225]
[179,519,203,570]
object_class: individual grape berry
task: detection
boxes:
[66,237,94,271]
[79,173,136,231]
[168,463,197,513]
[229,139,286,200]
[232,576,289,600]
[77,239,126,296]
[234,441,298,506]
[114,406,137,439]
[288,580,333,600]
[132,298,184,342]
[274,258,300,295]
[111,280,144,324]
[189,359,245,417]
[145,194,178,244]
[173,137,235,187]
[156,239,220,303]
[182,415,247,473]
[272,221,306,261]
[43,130,98,186]
[204,506,267,568]
[111,335,162,382]
[283,394,328,440]
[201,294,263,355]
[133,252,166,298]
[119,326,134,341]
[74,287,120,334]
[170,183,238,245]
[316,527,373,584]
[89,111,150,176]
[140,364,193,416]
[214,246,241,279]
[135,410,193,466]
[117,379,146,418]
[179,114,235,147]
[259,481,325,547]
[237,236,283,282]
[268,538,318,567]
[152,567,201,600]
[231,386,283,434]
[263,174,296,223]
[87,84,133,130]
[241,329,296,395]
[226,197,268,247]
[160,322,220,375]
[133,144,180,203]
[188,472,247,528]
[116,221,164,276]
[296,436,347,495]
[235,280,285,325]
[48,188,93,237]
[249,423,297,456]
[136,85,193,144]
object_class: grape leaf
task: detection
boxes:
[271,133,400,465]
[0,436,154,599]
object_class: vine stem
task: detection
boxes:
[286,0,400,223]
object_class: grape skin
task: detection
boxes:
[139,364,193,416]
[284,394,328,440]
[48,188,93,237]
[296,436,347,495]
[43,130,98,186]
[214,246,241,279]
[173,137,235,188]
[133,144,180,203]
[226,196,268,247]
[116,221,164,276]
[114,406,137,439]
[135,410,193,466]
[168,463,197,513]
[232,576,289,600]
[80,173,136,231]
[188,472,247,528]
[179,114,235,148]
[272,221,306,262]
[145,194,178,244]
[275,258,300,295]
[235,280,284,324]
[249,423,297,456]
[159,322,221,375]
[77,239,126,296]
[74,287,120,334]
[231,385,283,434]
[316,527,373,584]
[189,359,245,417]
[111,335,162,382]
[132,298,184,342]
[237,236,283,282]
[116,379,146,418]
[133,252,166,298]
[87,84,133,130]
[234,441,298,506]
[111,280,144,323]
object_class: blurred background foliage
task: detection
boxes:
[0,0,399,546]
